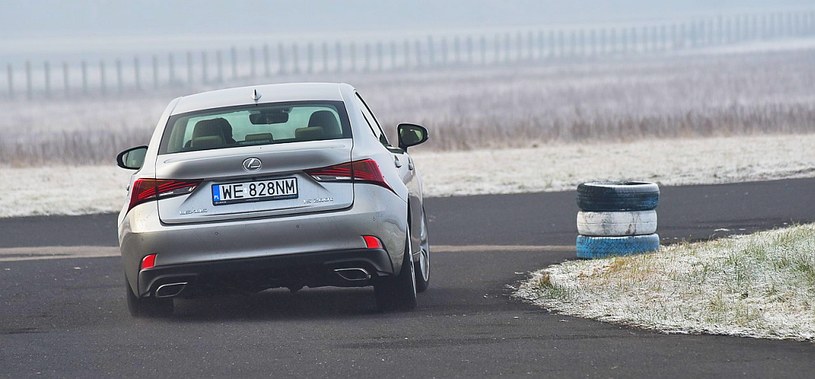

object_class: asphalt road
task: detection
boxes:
[1,178,814,377]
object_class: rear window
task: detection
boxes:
[159,101,351,154]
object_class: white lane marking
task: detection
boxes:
[0,246,119,262]
[433,245,575,253]
[0,244,576,262]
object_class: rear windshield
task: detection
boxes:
[159,101,351,154]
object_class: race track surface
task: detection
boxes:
[1,178,814,377]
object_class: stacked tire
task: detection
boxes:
[576,182,660,259]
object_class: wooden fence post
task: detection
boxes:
[479,35,486,65]
[44,61,51,97]
[291,43,300,74]
[322,42,329,72]
[364,43,371,72]
[363,42,373,72]
[6,64,13,99]
[230,46,238,80]
[62,62,69,96]
[152,55,159,89]
[491,34,498,63]
[81,60,88,95]
[467,35,474,64]
[263,44,270,77]
[504,33,511,62]
[403,40,411,69]
[307,42,314,74]
[515,32,522,61]
[25,61,32,100]
[440,37,448,65]
[168,53,175,85]
[349,42,356,72]
[201,51,208,83]
[526,31,534,60]
[427,36,435,66]
[454,36,461,64]
[250,47,256,78]
[335,41,342,73]
[277,43,286,74]
[389,41,397,70]
[187,51,193,85]
[116,59,123,93]
[414,39,422,68]
[577,29,585,56]
[376,41,383,71]
[99,60,106,95]
[5,64,12,99]
[216,50,224,82]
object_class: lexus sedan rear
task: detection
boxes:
[116,83,430,316]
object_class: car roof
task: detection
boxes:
[171,82,352,115]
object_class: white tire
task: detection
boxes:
[577,210,657,236]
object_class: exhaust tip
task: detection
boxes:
[334,268,371,281]
[155,282,188,298]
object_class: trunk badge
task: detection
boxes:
[242,157,262,171]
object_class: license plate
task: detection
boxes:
[212,178,298,205]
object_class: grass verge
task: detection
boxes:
[515,224,815,341]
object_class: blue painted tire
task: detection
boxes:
[577,181,659,212]
[576,234,660,259]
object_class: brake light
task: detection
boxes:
[127,178,201,213]
[141,254,157,270]
[362,235,384,249]
[306,159,393,192]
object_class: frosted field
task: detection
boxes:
[1,134,813,218]
[1,46,814,165]
[516,224,815,341]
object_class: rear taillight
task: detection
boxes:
[127,178,201,213]
[306,159,393,192]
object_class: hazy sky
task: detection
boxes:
[2,0,812,39]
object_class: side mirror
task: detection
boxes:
[116,146,148,170]
[397,123,428,151]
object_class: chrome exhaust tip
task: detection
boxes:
[155,282,188,298]
[334,268,371,281]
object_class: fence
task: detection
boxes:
[4,10,815,100]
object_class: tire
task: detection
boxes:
[414,211,431,293]
[375,231,418,311]
[576,234,660,259]
[126,280,174,318]
[576,210,657,236]
[577,181,659,212]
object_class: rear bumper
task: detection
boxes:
[137,248,393,297]
[119,185,408,296]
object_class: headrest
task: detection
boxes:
[295,127,324,141]
[307,111,340,135]
[193,118,231,139]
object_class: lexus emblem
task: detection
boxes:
[242,157,262,171]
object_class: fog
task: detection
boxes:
[3,0,811,38]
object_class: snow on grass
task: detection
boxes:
[1,133,814,218]
[0,166,129,218]
[414,133,815,197]
[515,223,815,341]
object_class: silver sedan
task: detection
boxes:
[116,83,430,316]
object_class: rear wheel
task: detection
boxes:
[126,280,173,318]
[414,211,431,293]
[374,231,417,311]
